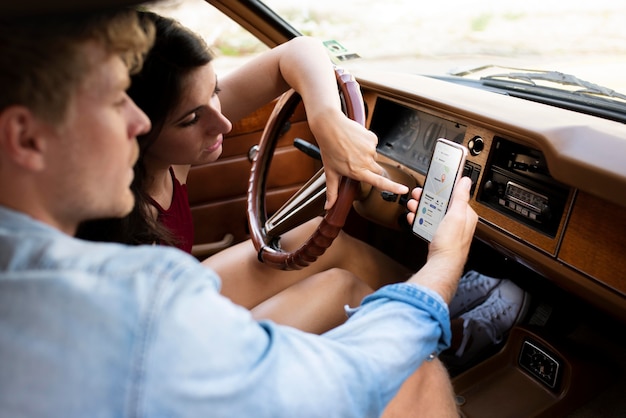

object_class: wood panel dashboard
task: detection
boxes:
[352,69,626,321]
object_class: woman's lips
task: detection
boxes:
[205,137,223,153]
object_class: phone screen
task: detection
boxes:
[412,138,468,242]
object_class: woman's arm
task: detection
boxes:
[218,36,408,209]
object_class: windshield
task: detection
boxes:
[262,0,626,94]
[151,0,626,99]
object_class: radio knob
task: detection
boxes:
[468,136,485,156]
[484,180,495,195]
[483,180,503,197]
[540,204,552,221]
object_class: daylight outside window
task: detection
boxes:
[152,0,626,94]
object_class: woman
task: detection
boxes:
[78,10,412,333]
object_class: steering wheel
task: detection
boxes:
[247,67,364,270]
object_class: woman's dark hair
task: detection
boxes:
[77,11,214,247]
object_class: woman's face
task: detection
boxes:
[146,62,232,167]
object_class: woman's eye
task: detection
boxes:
[180,112,200,127]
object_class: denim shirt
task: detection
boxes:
[0,206,451,418]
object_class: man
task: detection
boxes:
[0,5,477,417]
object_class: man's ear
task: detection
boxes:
[0,106,48,171]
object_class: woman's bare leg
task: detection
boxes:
[204,218,411,308]
[251,268,373,334]
[382,358,460,417]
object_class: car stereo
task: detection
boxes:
[478,137,569,237]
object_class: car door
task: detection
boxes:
[187,98,322,257]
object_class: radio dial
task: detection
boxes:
[483,180,494,194]
[540,204,552,221]
[468,136,485,156]
[483,180,504,198]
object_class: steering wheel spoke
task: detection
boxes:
[247,67,364,270]
[265,168,326,237]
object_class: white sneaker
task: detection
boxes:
[454,279,531,362]
[449,270,502,317]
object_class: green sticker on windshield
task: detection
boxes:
[323,40,360,62]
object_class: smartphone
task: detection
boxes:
[412,138,468,242]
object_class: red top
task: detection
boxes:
[148,168,194,253]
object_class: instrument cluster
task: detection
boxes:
[371,98,467,175]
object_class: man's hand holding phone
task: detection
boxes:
[406,176,478,303]
[411,138,468,242]
[407,176,477,254]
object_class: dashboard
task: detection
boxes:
[352,68,626,322]
[371,97,569,238]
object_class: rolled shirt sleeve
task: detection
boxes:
[0,208,452,418]
[141,261,451,418]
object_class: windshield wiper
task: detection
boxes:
[481,70,626,102]
[477,70,626,123]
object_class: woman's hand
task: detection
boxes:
[221,37,408,210]
[309,109,409,210]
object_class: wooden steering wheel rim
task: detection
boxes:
[246,67,365,270]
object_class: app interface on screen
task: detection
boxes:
[412,141,463,241]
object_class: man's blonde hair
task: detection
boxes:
[0,8,155,123]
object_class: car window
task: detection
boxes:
[148,0,270,74]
